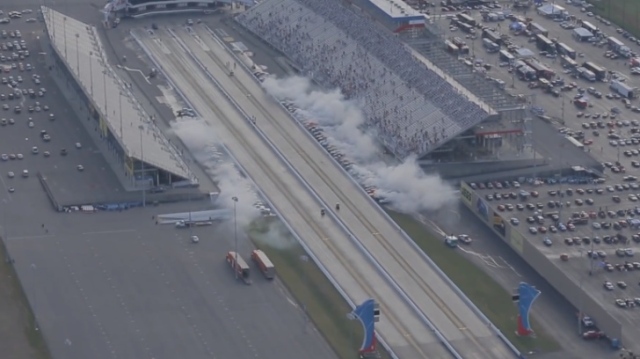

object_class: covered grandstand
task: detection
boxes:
[42,6,197,190]
[236,0,499,160]
[103,0,229,19]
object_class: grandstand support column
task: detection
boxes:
[75,33,80,77]
[89,51,94,95]
[139,125,146,207]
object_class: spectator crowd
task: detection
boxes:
[237,0,489,159]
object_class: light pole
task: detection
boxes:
[232,196,238,279]
[118,92,123,138]
[89,51,94,95]
[139,125,146,207]
[1,199,7,241]
[31,263,39,331]
[188,191,193,238]
[75,33,79,77]
[103,70,108,117]
[63,17,67,59]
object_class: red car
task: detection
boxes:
[582,331,605,340]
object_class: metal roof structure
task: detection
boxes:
[367,0,423,19]
[42,6,194,181]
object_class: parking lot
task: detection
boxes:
[435,2,640,166]
[0,11,127,206]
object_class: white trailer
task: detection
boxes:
[610,79,637,99]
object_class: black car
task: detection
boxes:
[60,148,67,156]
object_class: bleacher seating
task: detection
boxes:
[236,0,489,159]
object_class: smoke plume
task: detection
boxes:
[170,119,261,228]
[261,75,455,213]
[170,119,296,249]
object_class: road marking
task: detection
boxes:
[117,65,151,84]
[82,229,137,235]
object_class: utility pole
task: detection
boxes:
[139,125,146,207]
[232,196,239,279]
[188,191,193,238]
[31,263,39,331]
[74,34,80,77]
[119,92,123,138]
[561,95,565,125]
[89,51,94,95]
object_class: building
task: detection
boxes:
[573,27,594,42]
[42,7,197,190]
[537,4,567,19]
[348,0,428,33]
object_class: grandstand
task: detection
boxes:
[103,0,226,19]
[42,6,197,189]
[236,0,499,160]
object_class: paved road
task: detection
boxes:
[135,24,516,358]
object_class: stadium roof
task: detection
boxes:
[407,47,498,116]
[41,6,194,181]
[368,0,423,19]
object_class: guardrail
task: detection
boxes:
[174,27,469,358]
[130,29,401,359]
[213,22,522,358]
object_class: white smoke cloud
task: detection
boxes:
[261,75,455,214]
[170,119,296,249]
[252,219,297,250]
[170,119,261,228]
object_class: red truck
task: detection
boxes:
[226,251,251,284]
[251,250,275,279]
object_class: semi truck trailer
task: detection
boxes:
[251,250,276,279]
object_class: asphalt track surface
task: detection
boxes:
[135,24,515,359]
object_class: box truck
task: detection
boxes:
[226,251,251,284]
[251,250,275,279]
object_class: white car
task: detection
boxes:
[191,235,199,243]
[604,281,614,291]
[7,171,14,178]
[16,153,23,160]
[77,165,84,171]
[510,218,520,225]
[28,121,34,128]
[31,146,38,154]
[75,142,82,149]
[592,222,601,229]
[1,154,8,161]
[22,169,28,177]
[529,227,538,234]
